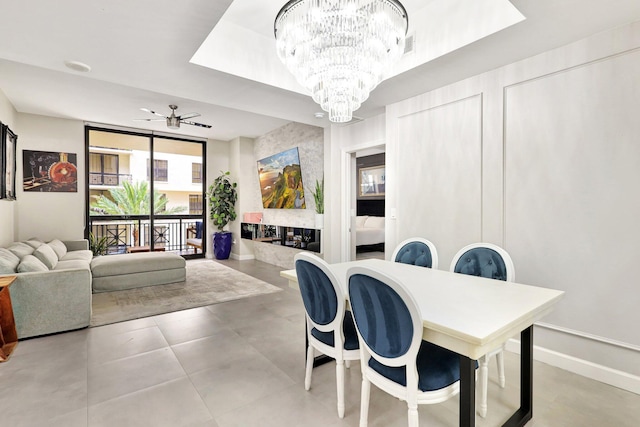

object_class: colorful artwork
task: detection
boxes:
[257,147,306,209]
[23,150,78,192]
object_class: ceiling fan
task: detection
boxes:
[135,104,212,129]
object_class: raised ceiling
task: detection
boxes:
[0,0,640,141]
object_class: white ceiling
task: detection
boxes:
[1,0,640,141]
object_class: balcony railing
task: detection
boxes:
[89,214,204,256]
[89,172,133,186]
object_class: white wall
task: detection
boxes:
[0,89,17,246]
[205,138,230,258]
[330,20,640,390]
[15,113,85,241]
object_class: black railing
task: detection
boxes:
[89,173,133,186]
[89,214,204,256]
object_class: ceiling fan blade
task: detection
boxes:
[178,112,200,120]
[140,108,166,118]
[133,118,165,122]
[182,120,212,128]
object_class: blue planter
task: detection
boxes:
[213,232,233,260]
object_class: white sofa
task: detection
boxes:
[0,239,93,339]
[355,215,385,246]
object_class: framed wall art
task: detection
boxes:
[358,165,385,198]
[0,122,17,200]
[23,150,78,193]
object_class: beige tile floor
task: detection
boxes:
[1,259,638,427]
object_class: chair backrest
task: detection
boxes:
[391,237,438,269]
[294,252,345,334]
[195,221,203,239]
[347,266,423,368]
[449,243,515,282]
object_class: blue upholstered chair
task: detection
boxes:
[347,266,463,427]
[294,253,360,418]
[450,243,515,418]
[391,237,438,269]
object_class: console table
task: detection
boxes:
[0,275,18,362]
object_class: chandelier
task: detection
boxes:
[274,0,408,123]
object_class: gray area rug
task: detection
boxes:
[91,259,282,327]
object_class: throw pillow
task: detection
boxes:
[47,239,68,259]
[8,242,34,258]
[17,255,49,273]
[25,239,44,249]
[0,248,20,274]
[33,244,58,270]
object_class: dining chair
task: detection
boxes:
[347,266,463,427]
[391,237,438,268]
[450,242,515,418]
[294,252,360,418]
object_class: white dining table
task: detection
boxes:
[281,258,564,427]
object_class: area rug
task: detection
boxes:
[90,259,282,327]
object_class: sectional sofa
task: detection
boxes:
[0,238,186,339]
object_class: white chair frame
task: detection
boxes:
[347,265,460,427]
[295,252,360,418]
[391,237,439,269]
[450,242,515,418]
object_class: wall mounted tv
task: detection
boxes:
[257,147,306,209]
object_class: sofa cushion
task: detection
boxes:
[8,242,34,259]
[33,245,59,270]
[17,255,49,272]
[60,250,93,263]
[0,248,20,274]
[91,252,185,277]
[25,239,44,249]
[47,239,68,259]
[54,259,91,271]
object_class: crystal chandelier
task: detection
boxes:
[274,0,408,123]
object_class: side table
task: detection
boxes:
[0,275,18,362]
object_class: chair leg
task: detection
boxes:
[346,360,351,369]
[479,354,489,418]
[496,350,506,388]
[336,360,345,418]
[407,406,419,427]
[360,377,371,427]
[304,345,314,391]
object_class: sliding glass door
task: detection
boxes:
[86,127,206,258]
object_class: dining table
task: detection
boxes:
[281,258,564,427]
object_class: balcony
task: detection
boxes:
[89,215,204,257]
[89,172,133,187]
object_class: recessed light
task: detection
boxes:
[314,112,325,119]
[64,60,91,73]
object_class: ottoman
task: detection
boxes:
[91,252,186,293]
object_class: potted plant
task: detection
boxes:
[208,171,238,259]
[89,231,108,256]
[311,177,324,229]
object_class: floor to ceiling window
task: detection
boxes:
[86,127,206,259]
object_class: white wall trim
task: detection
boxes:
[231,253,255,261]
[505,339,640,395]
[536,322,640,352]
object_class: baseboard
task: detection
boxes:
[505,339,640,395]
[230,253,255,261]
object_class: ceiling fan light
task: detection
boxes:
[166,116,181,129]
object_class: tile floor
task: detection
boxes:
[1,259,638,427]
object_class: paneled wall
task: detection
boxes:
[332,20,640,386]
